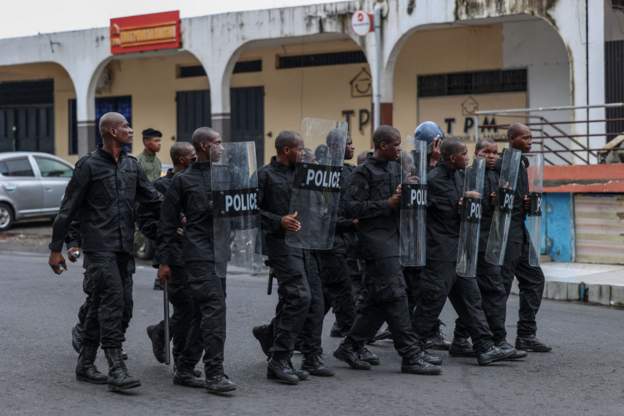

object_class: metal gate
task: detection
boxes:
[231,86,264,165]
[574,194,624,264]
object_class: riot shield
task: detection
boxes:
[526,153,544,267]
[285,118,347,250]
[212,141,261,272]
[456,158,486,277]
[485,148,522,266]
[399,138,427,267]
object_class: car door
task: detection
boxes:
[0,156,43,217]
[33,156,73,213]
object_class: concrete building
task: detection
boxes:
[0,0,619,166]
[1,0,624,265]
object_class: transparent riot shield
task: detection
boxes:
[285,118,347,250]
[400,138,427,267]
[485,148,522,266]
[212,141,261,272]
[456,158,486,277]
[526,153,544,267]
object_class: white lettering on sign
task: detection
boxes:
[224,192,257,213]
[305,168,342,189]
[410,188,427,207]
[469,202,481,219]
[502,193,514,211]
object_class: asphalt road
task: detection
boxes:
[0,251,622,416]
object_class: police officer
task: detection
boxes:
[500,124,551,352]
[318,134,357,338]
[252,131,334,385]
[333,125,441,375]
[142,142,205,387]
[158,127,237,394]
[48,112,161,391]
[412,138,515,366]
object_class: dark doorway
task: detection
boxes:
[176,89,211,142]
[231,86,265,165]
[0,80,54,153]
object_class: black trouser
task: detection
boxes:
[413,260,494,353]
[81,252,134,350]
[502,240,545,338]
[153,266,203,370]
[344,257,420,359]
[185,261,226,377]
[318,250,355,331]
[267,251,324,357]
[472,253,508,343]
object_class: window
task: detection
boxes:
[68,99,78,155]
[35,157,72,178]
[0,158,34,177]
[233,60,262,74]
[277,51,367,69]
[418,69,527,97]
[178,65,206,78]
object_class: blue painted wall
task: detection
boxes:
[542,193,574,262]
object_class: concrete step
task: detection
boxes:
[510,262,624,307]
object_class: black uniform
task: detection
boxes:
[159,161,226,378]
[340,156,420,359]
[500,155,546,339]
[257,157,324,358]
[317,162,357,333]
[143,169,203,370]
[412,161,496,354]
[453,167,510,342]
[50,148,161,350]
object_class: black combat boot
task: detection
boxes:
[449,337,477,357]
[75,344,107,384]
[333,343,371,370]
[205,374,237,394]
[423,322,451,351]
[302,355,335,377]
[420,348,443,366]
[289,359,309,381]
[173,366,204,388]
[515,335,552,353]
[496,341,528,360]
[72,324,82,354]
[401,352,442,375]
[146,324,166,363]
[252,325,272,358]
[104,348,141,392]
[267,354,300,385]
[357,347,380,366]
[477,345,515,366]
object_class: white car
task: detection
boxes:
[0,152,73,231]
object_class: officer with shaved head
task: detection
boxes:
[49,112,162,392]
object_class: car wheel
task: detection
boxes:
[134,231,154,260]
[0,203,14,232]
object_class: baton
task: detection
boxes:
[163,280,171,366]
[267,270,274,295]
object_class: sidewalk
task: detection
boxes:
[511,262,624,307]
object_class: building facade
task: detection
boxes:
[0,0,618,165]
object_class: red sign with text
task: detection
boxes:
[110,10,181,55]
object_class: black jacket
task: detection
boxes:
[49,148,161,254]
[426,161,464,262]
[479,168,499,253]
[495,152,529,245]
[346,156,401,260]
[332,163,358,253]
[159,161,215,265]
[257,157,302,258]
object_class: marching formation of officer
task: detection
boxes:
[48,112,550,395]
